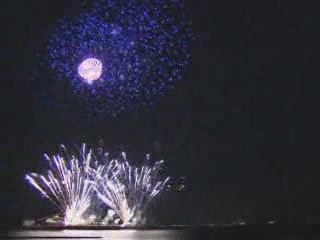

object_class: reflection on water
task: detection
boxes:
[7,224,320,240]
[10,229,185,240]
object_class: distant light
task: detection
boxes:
[78,58,103,83]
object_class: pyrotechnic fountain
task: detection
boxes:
[94,152,170,226]
[25,143,180,226]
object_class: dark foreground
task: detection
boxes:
[3,223,320,239]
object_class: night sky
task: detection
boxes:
[2,0,320,227]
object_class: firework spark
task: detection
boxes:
[25,144,100,225]
[26,143,180,226]
[36,0,193,118]
[95,153,170,225]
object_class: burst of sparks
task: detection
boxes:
[36,0,193,119]
[26,144,176,226]
[95,154,170,225]
[25,144,99,225]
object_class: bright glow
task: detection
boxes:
[95,157,170,226]
[25,144,99,226]
[78,58,103,83]
[44,0,193,117]
[25,143,181,226]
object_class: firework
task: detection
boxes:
[26,143,181,226]
[25,144,102,225]
[77,58,103,83]
[37,0,193,118]
[95,153,170,225]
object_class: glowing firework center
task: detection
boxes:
[42,0,193,116]
[78,58,103,83]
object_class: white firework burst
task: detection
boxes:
[95,153,170,225]
[25,143,178,226]
[25,144,100,225]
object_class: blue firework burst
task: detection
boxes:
[42,0,193,118]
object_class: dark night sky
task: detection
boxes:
[2,0,320,227]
